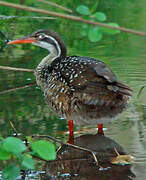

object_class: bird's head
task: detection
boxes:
[8,29,67,57]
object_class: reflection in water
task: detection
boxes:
[41,132,136,180]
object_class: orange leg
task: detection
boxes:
[97,123,104,135]
[68,120,74,144]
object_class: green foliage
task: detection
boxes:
[92,12,107,22]
[31,140,56,160]
[21,154,34,170]
[3,137,27,155]
[0,136,56,179]
[101,23,120,34]
[90,1,99,13]
[2,164,20,180]
[88,27,102,42]
[76,5,90,15]
[0,145,11,160]
[76,4,120,42]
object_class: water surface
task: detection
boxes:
[0,1,146,179]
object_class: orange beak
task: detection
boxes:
[8,37,36,44]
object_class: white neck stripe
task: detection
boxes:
[45,35,61,57]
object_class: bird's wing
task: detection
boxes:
[63,56,132,96]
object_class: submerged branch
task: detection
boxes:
[32,134,98,165]
[136,85,146,99]
[0,83,36,94]
[0,65,34,72]
[0,1,145,36]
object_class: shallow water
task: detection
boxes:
[0,1,146,179]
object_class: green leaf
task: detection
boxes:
[88,27,103,42]
[101,23,120,34]
[81,25,90,37]
[31,140,56,160]
[90,1,99,13]
[21,154,34,170]
[0,135,4,141]
[81,30,88,36]
[93,12,106,22]
[82,24,89,29]
[2,164,20,180]
[3,137,27,155]
[76,5,90,15]
[26,136,32,144]
[0,145,11,160]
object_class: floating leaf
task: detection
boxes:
[2,164,20,180]
[76,5,90,15]
[101,23,120,34]
[93,12,107,22]
[3,137,27,155]
[31,140,56,160]
[21,154,34,170]
[88,27,102,42]
[0,145,11,160]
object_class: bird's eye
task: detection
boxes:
[38,34,45,39]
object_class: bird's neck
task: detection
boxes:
[35,38,67,89]
[37,51,58,70]
[35,51,58,89]
[35,46,66,89]
[36,41,66,71]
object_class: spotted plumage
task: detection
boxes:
[8,29,132,126]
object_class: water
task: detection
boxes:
[0,1,146,179]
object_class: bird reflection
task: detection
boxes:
[40,129,135,180]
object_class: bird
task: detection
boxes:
[8,29,132,127]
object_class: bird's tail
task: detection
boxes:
[107,81,132,96]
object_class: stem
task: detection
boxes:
[0,15,56,19]
[9,121,18,135]
[0,1,145,36]
[0,65,34,72]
